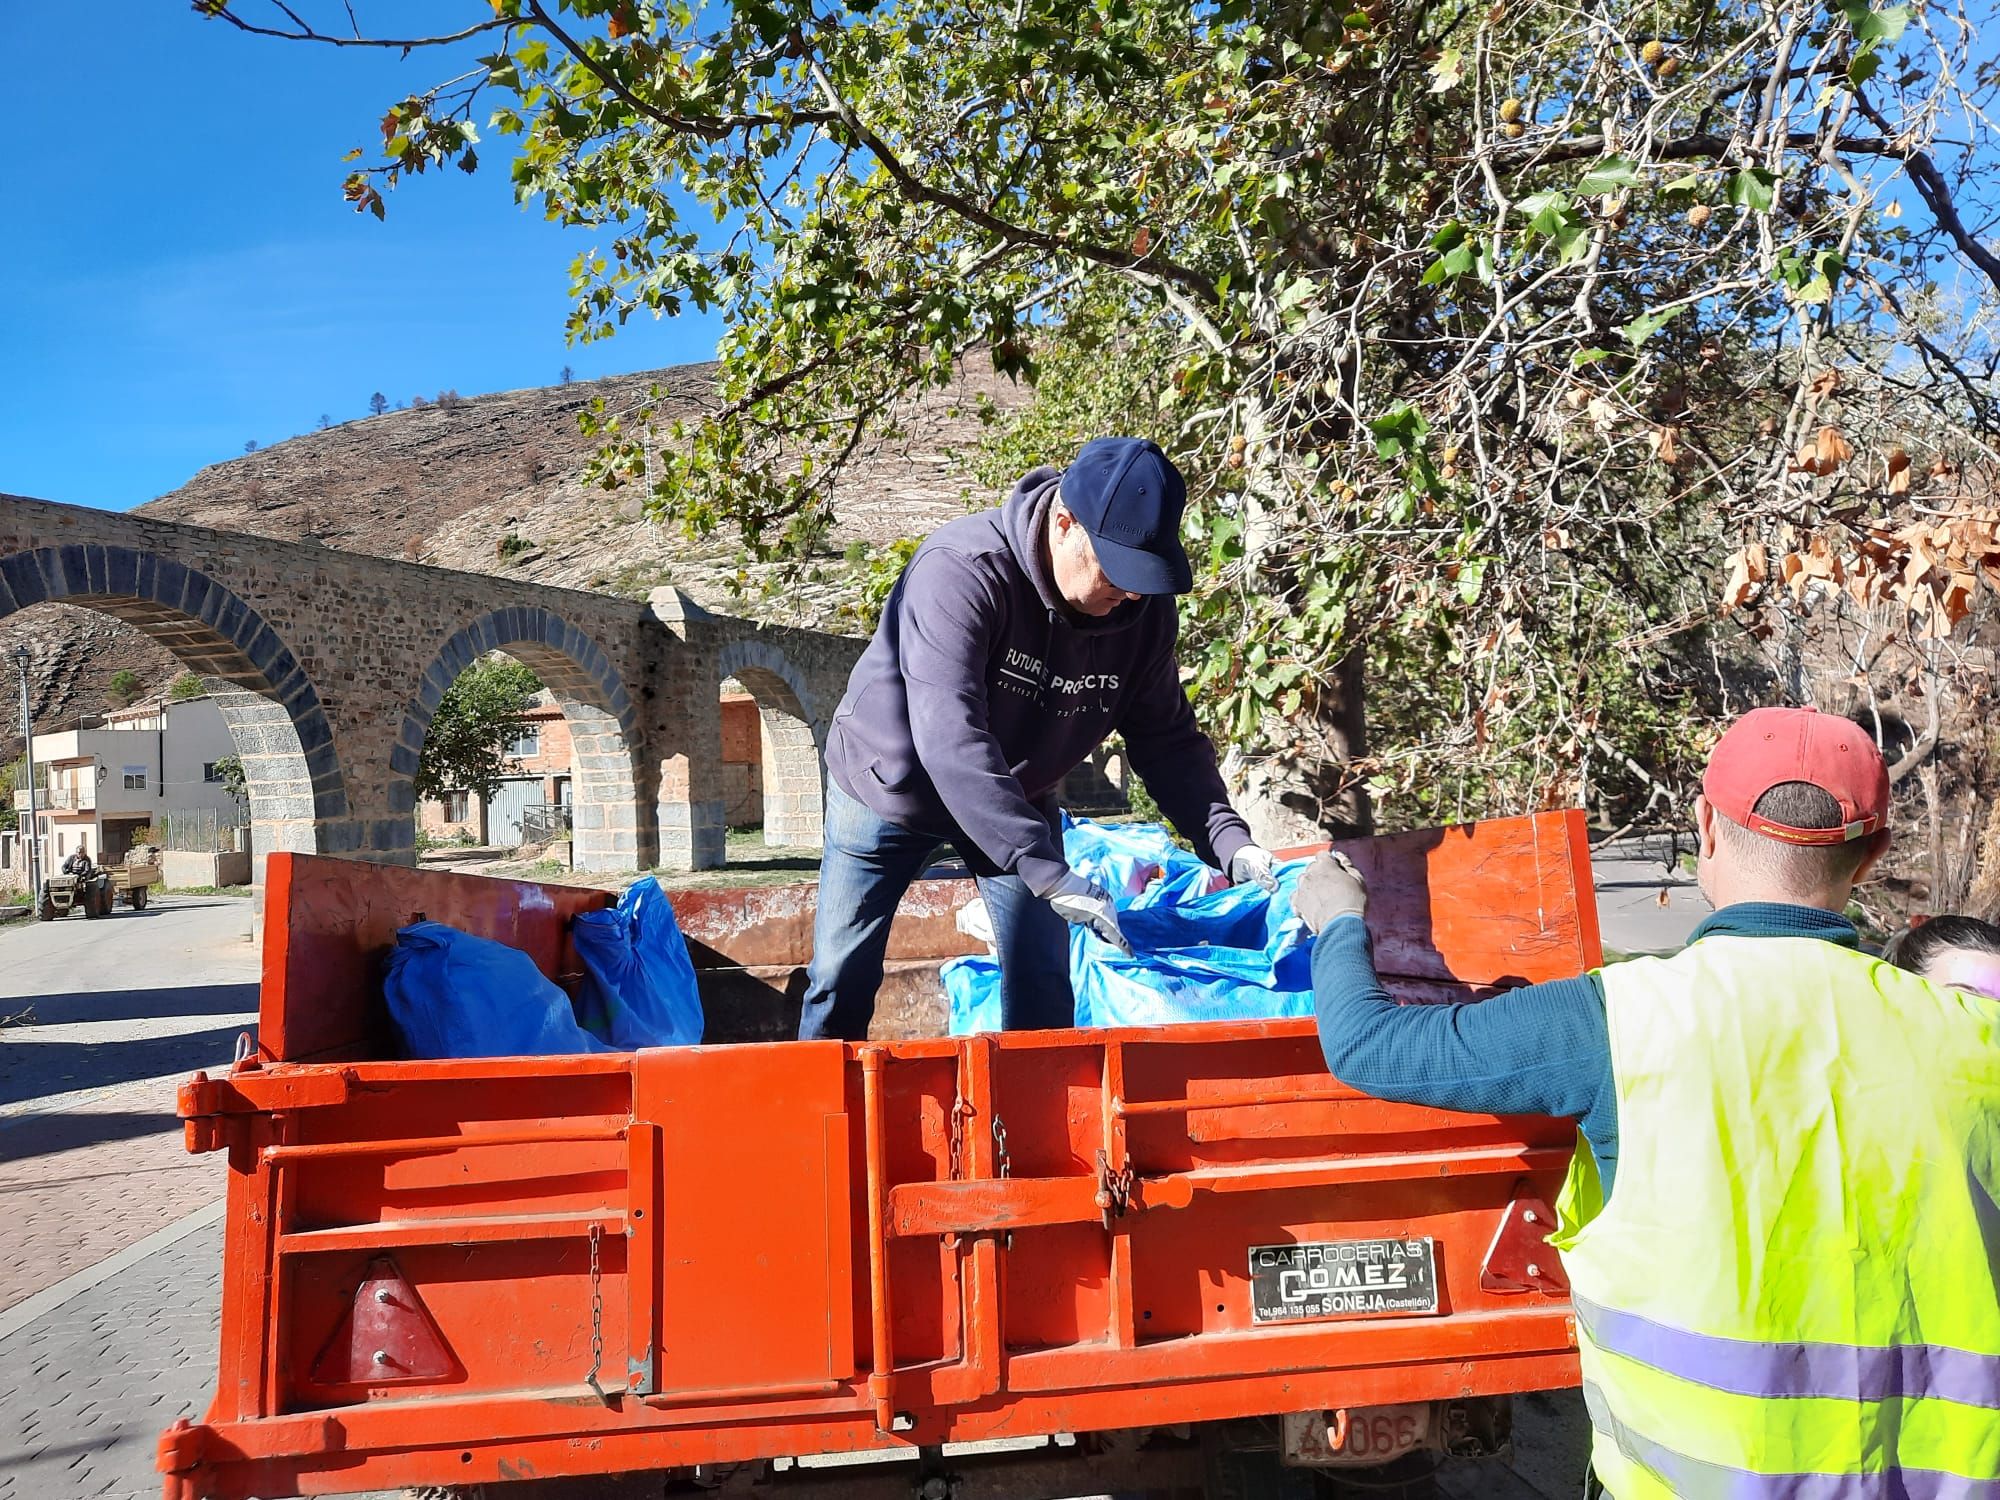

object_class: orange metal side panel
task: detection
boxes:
[169,810,1601,1499]
[637,1043,856,1399]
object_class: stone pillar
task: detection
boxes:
[569,715,642,873]
[757,703,824,847]
[646,588,727,871]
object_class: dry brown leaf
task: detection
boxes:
[1542,525,1574,551]
[1656,888,1672,908]
[1940,572,1978,628]
[1131,225,1151,256]
[1808,368,1842,405]
[1885,447,1912,495]
[1815,425,1854,471]
[1587,396,1618,430]
[1720,543,1769,610]
[1781,550,1810,600]
[1646,425,1682,465]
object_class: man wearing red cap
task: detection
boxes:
[1296,706,2000,1498]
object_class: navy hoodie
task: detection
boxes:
[823,468,1252,897]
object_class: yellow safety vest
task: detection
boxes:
[1550,936,2000,1498]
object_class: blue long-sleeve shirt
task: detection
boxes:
[1310,902,1862,1200]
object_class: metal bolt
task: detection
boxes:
[1522,1209,1540,1224]
[1525,1262,1542,1278]
[372,1350,391,1366]
[373,1287,393,1304]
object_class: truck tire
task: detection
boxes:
[36,896,54,921]
[131,885,148,910]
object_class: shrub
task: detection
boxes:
[168,672,206,702]
[496,532,533,563]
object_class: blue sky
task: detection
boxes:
[0,4,719,511]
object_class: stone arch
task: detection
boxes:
[714,639,825,850]
[0,544,345,880]
[393,607,642,872]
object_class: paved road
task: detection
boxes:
[0,884,1626,1500]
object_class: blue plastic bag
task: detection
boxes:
[385,921,610,1058]
[572,876,704,1048]
[944,817,1314,1034]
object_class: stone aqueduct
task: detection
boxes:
[0,494,864,877]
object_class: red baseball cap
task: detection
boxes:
[1702,707,1890,846]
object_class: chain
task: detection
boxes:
[585,1222,608,1403]
[948,1093,973,1181]
[991,1115,1012,1251]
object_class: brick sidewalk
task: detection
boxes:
[0,1075,228,1314]
[0,1218,223,1500]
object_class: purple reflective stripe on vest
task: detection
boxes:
[1582,1383,2000,1499]
[1576,1297,2000,1410]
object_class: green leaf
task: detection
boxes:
[1726,168,1778,213]
[1844,0,1909,44]
[1620,306,1682,346]
[1576,156,1642,194]
[1571,347,1613,367]
[1368,404,1429,459]
[1847,48,1883,85]
[1456,558,1488,605]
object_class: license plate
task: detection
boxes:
[1248,1237,1440,1323]
[1282,1405,1432,1467]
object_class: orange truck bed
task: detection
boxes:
[162,812,1598,1498]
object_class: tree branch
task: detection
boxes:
[199,3,514,49]
[524,2,839,140]
[798,48,1222,308]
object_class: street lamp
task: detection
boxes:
[14,647,38,902]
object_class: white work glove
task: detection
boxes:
[1293,851,1368,934]
[1047,873,1134,957]
[1228,843,1280,893]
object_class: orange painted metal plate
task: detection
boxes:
[167,810,1599,1500]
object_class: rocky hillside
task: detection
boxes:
[3,360,1025,741]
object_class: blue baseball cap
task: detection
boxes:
[1056,437,1194,596]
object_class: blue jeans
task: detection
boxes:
[797,780,1073,1041]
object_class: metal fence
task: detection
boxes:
[520,803,573,845]
[160,806,250,853]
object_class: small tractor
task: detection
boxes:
[36,846,159,920]
[38,866,114,920]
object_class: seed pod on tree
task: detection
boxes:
[1640,39,1667,65]
[1499,98,1524,123]
[1503,121,1526,139]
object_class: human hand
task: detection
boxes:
[1228,843,1280,893]
[1293,851,1368,933]
[1047,873,1134,956]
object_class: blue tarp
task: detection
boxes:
[944,818,1315,1033]
[572,875,705,1048]
[384,876,704,1058]
[385,921,610,1059]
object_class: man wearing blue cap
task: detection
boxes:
[800,436,1278,1040]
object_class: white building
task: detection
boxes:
[8,696,244,880]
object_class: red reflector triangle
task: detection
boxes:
[310,1256,457,1385]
